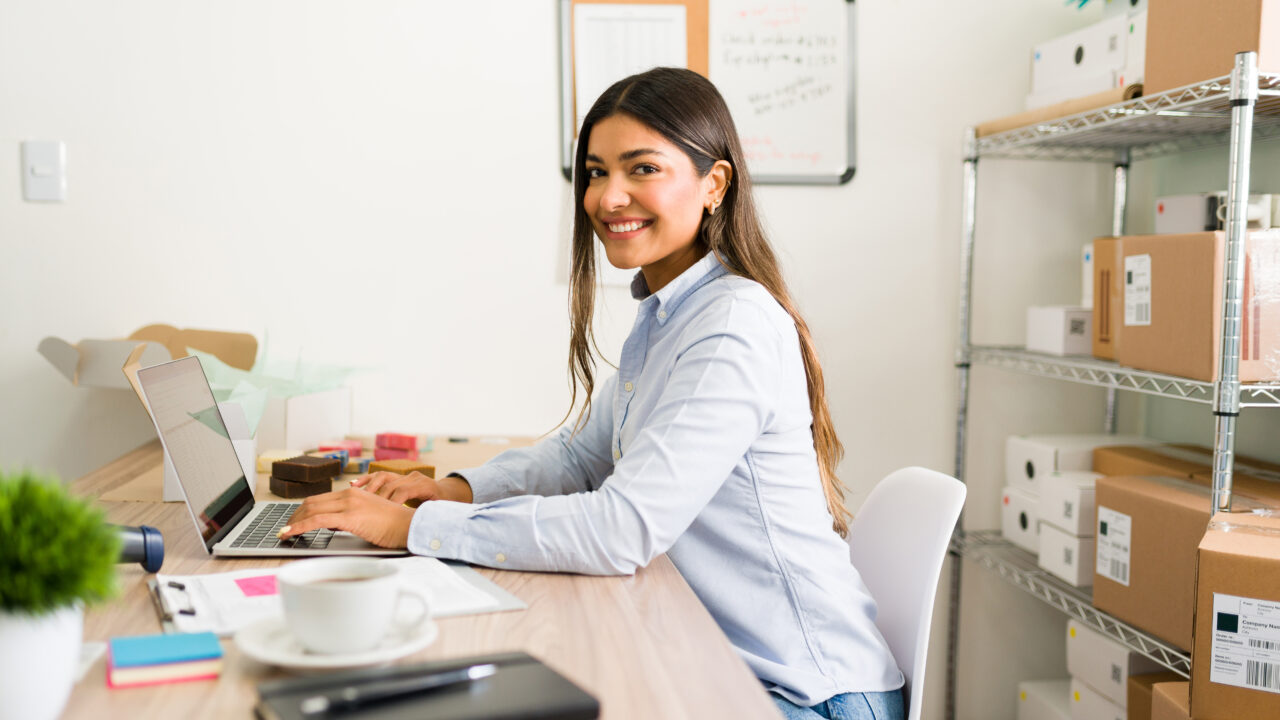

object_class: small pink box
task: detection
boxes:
[318,440,363,458]
[374,447,418,461]
[375,433,418,451]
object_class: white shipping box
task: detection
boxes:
[1018,679,1071,720]
[1040,471,1101,537]
[1118,8,1147,88]
[1031,15,1128,95]
[1003,485,1042,554]
[1154,193,1278,234]
[1039,523,1096,587]
[1026,306,1092,356]
[1103,0,1146,17]
[1069,677,1124,720]
[255,387,352,453]
[1005,434,1153,494]
[1066,619,1164,707]
[1025,72,1118,110]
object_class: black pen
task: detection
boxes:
[298,663,498,716]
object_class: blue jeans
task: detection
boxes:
[770,689,905,720]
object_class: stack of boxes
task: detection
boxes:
[1066,620,1162,720]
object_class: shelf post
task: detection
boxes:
[1211,52,1259,513]
[1105,148,1130,434]
[946,127,979,720]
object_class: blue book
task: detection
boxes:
[109,632,222,668]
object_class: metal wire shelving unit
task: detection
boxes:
[944,54,1280,720]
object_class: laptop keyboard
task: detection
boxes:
[229,503,336,549]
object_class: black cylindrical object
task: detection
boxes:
[113,524,164,573]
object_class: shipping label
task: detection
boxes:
[1096,507,1131,586]
[1124,254,1152,326]
[1210,592,1280,695]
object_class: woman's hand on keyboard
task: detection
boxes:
[278,488,414,548]
[351,471,473,506]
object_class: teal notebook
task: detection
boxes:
[109,632,222,668]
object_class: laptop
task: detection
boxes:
[136,355,403,557]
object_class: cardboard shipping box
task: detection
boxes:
[1040,471,1102,537]
[1151,681,1190,720]
[1003,485,1042,554]
[1066,619,1164,707]
[1117,231,1280,382]
[1093,443,1280,504]
[1128,671,1187,720]
[1092,475,1274,651]
[1092,236,1123,360]
[39,324,257,390]
[1027,306,1093,356]
[1144,0,1280,95]
[1191,512,1280,720]
[1039,524,1095,587]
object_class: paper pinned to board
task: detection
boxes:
[573,3,687,132]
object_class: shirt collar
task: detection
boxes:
[629,252,729,325]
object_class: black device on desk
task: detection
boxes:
[254,651,599,720]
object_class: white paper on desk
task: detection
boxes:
[157,558,502,635]
[573,3,687,132]
[387,556,501,617]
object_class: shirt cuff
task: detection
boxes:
[407,500,477,558]
[448,463,516,504]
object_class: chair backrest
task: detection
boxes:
[847,467,965,720]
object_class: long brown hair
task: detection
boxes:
[567,67,850,537]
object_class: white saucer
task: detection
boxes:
[234,616,439,671]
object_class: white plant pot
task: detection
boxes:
[0,605,83,720]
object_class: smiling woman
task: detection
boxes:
[281,67,904,720]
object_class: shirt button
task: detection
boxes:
[612,448,621,460]
[495,553,507,563]
[657,310,667,320]
[429,539,441,550]
[624,382,634,392]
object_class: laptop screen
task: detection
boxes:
[136,356,254,552]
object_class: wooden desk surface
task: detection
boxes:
[63,441,780,720]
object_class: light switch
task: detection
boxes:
[22,140,67,202]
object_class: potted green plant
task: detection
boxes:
[0,470,119,720]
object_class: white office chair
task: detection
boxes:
[847,467,965,720]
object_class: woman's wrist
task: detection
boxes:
[438,475,474,503]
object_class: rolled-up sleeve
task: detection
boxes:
[407,298,782,575]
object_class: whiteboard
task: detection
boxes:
[560,0,857,185]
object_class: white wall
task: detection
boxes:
[12,2,1270,718]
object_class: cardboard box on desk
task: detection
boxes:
[1191,512,1280,720]
[1092,236,1122,361]
[255,387,352,454]
[1066,619,1164,708]
[1117,231,1280,382]
[1092,475,1276,652]
[39,324,257,389]
[1144,0,1280,96]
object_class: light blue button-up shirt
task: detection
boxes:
[407,252,903,705]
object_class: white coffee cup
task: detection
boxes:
[277,557,430,655]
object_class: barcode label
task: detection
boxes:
[1246,660,1280,691]
[1108,559,1128,584]
[1124,254,1152,327]
[1211,593,1280,695]
[1096,507,1132,587]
